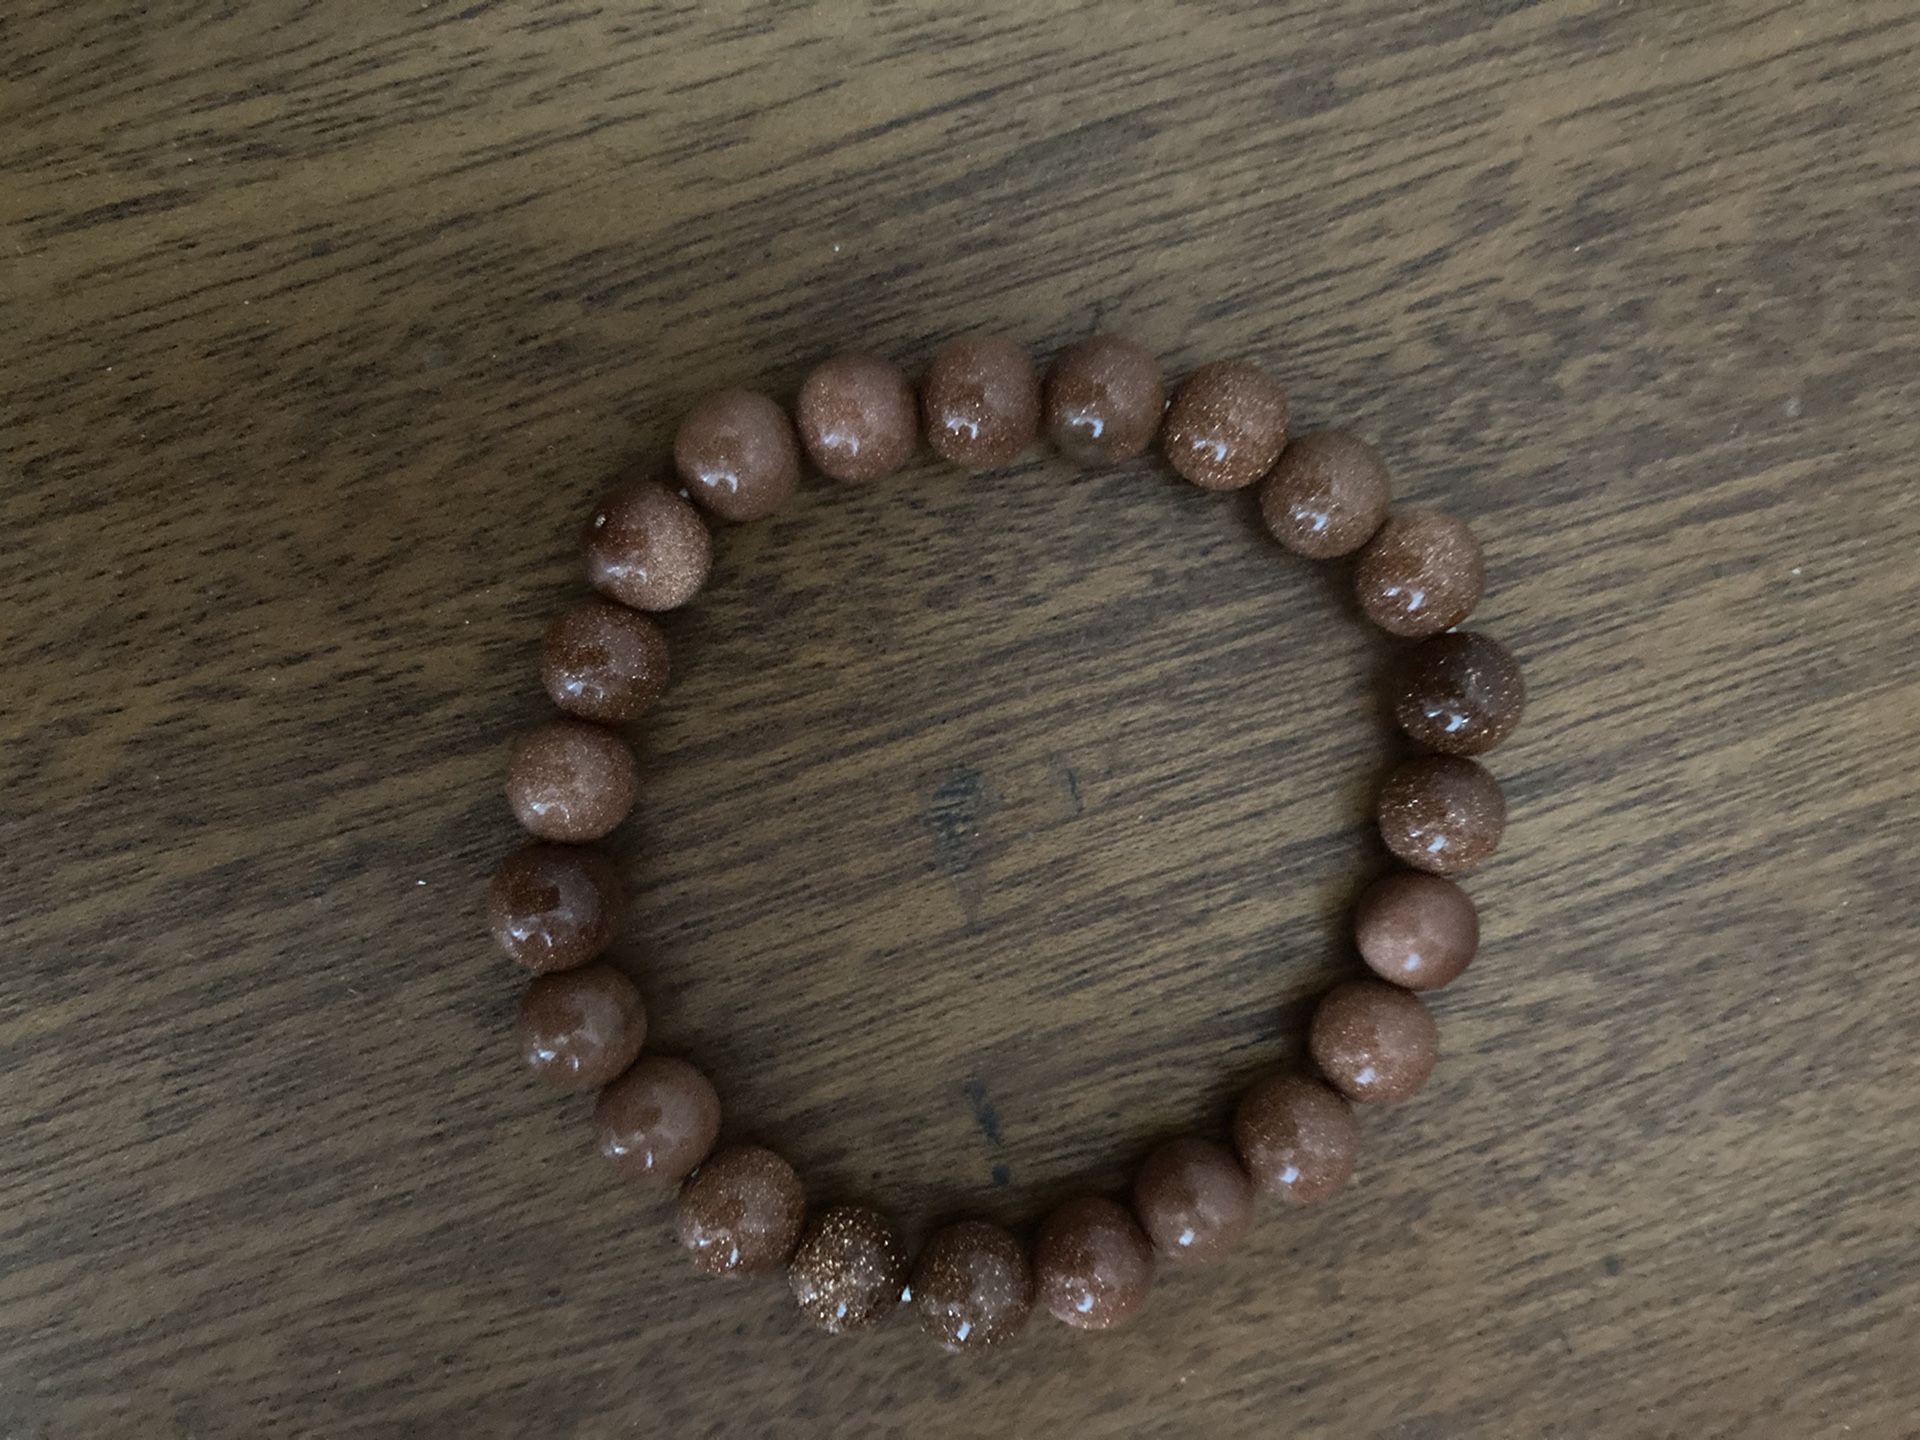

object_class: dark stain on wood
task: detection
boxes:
[962,1077,1006,1148]
[924,765,990,880]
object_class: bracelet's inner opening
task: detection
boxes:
[616,451,1395,1234]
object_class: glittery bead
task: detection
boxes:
[787,1205,907,1334]
[921,336,1041,469]
[581,482,713,613]
[1390,631,1525,755]
[677,1144,806,1277]
[1354,871,1479,990]
[1376,754,1507,875]
[1162,360,1289,491]
[1309,980,1439,1104]
[1042,333,1165,464]
[1231,1074,1357,1204]
[486,843,623,973]
[515,963,646,1091]
[1258,429,1392,557]
[796,353,918,482]
[674,389,802,522]
[541,600,670,723]
[504,718,638,842]
[1032,1196,1154,1330]
[594,1056,721,1186]
[911,1219,1033,1351]
[1354,510,1485,637]
[1131,1137,1254,1264]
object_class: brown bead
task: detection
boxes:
[795,353,918,482]
[787,1205,907,1334]
[677,1144,806,1277]
[1032,1196,1154,1331]
[911,1219,1033,1352]
[1377,755,1507,875]
[1042,333,1165,464]
[1258,430,1392,557]
[1131,1137,1254,1264]
[1391,631,1525,755]
[505,718,638,842]
[515,963,646,1091]
[920,335,1040,469]
[673,389,802,522]
[1161,360,1289,491]
[1310,980,1439,1104]
[1232,1074,1357,1205]
[541,600,670,724]
[1354,510,1486,637]
[1355,872,1479,991]
[594,1056,721,1185]
[486,843,623,973]
[581,482,713,612]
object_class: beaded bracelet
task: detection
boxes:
[486,331,1523,1349]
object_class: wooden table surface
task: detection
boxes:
[5,3,1918,1436]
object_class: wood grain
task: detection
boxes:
[4,2,1919,1436]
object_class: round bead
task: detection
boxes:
[486,843,623,973]
[795,352,918,482]
[787,1205,907,1334]
[920,335,1041,469]
[673,389,802,522]
[1032,1196,1154,1331]
[1258,430,1392,557]
[1354,510,1485,636]
[1355,872,1479,991]
[1231,1074,1357,1204]
[1161,359,1289,491]
[594,1056,721,1185]
[1377,755,1507,875]
[541,600,670,723]
[1391,631,1525,755]
[677,1144,806,1277]
[1131,1137,1254,1264]
[1310,980,1439,1104]
[911,1219,1033,1352]
[581,482,713,612]
[515,963,646,1091]
[505,718,638,842]
[1042,333,1165,464]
